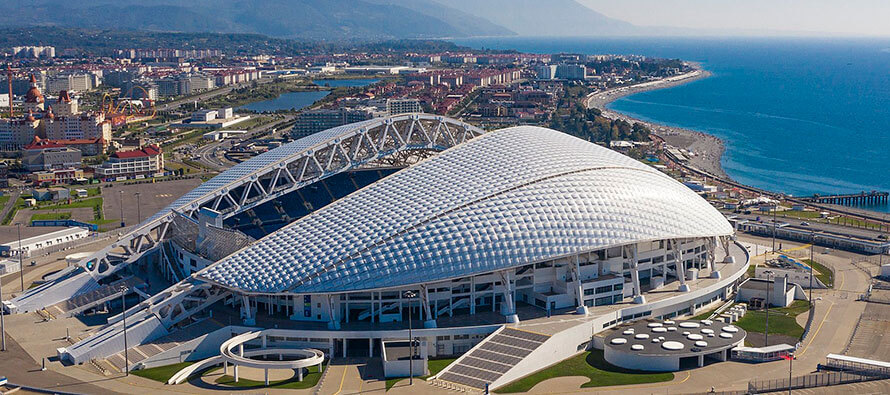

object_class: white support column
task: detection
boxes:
[573,256,588,315]
[721,236,734,263]
[297,367,303,381]
[234,363,239,382]
[369,338,374,357]
[289,295,300,320]
[673,240,690,292]
[342,338,347,358]
[708,236,722,279]
[497,270,520,323]
[421,285,437,328]
[242,294,255,325]
[327,295,340,330]
[264,368,269,386]
[630,245,646,304]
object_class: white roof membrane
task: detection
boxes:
[197,126,733,293]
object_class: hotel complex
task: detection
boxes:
[3,114,751,391]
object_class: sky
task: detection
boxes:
[578,0,890,36]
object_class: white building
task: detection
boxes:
[0,227,90,259]
[535,65,558,80]
[94,145,164,179]
[386,99,422,115]
[556,64,587,80]
[13,46,55,58]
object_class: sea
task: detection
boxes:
[453,37,890,213]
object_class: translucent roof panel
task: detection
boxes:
[197,126,733,293]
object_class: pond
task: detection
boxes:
[237,79,379,112]
[238,90,329,112]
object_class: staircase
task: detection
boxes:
[436,327,550,390]
[47,277,144,318]
[101,318,223,372]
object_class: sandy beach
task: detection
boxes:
[585,68,730,179]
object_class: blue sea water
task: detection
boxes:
[454,37,890,213]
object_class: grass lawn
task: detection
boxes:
[33,197,103,211]
[386,357,456,391]
[494,350,673,393]
[691,306,720,320]
[213,364,324,390]
[1,197,27,225]
[803,259,834,288]
[734,300,811,339]
[132,362,193,383]
[31,212,72,221]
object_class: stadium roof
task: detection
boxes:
[197,126,733,294]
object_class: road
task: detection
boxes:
[192,115,295,171]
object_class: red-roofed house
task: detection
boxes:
[94,145,164,179]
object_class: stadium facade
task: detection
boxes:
[3,114,750,391]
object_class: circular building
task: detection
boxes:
[604,320,746,371]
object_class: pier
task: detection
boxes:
[803,191,889,206]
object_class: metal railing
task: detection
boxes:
[748,369,890,393]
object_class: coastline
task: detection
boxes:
[585,68,730,180]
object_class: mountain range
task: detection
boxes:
[1,0,639,40]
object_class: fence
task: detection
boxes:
[748,370,890,393]
[798,303,817,342]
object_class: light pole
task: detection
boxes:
[809,238,814,304]
[404,290,416,386]
[783,352,794,395]
[764,270,773,347]
[120,286,129,376]
[119,190,125,228]
[134,192,142,224]
[773,206,779,253]
[16,223,23,292]
[1,260,6,351]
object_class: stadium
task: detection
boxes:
[3,114,750,390]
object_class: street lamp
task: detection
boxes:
[134,192,142,224]
[118,190,125,228]
[809,237,814,305]
[120,286,129,376]
[403,290,416,386]
[1,259,6,352]
[16,223,23,292]
[763,270,773,347]
[772,206,779,253]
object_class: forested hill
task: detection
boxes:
[0,0,514,41]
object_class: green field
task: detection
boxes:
[734,300,811,339]
[214,364,324,390]
[494,350,673,393]
[132,362,193,383]
[386,357,456,391]
[803,259,834,288]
